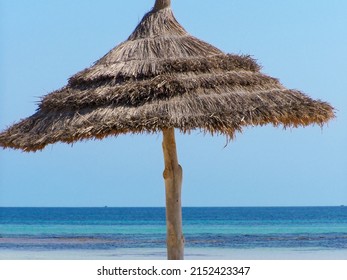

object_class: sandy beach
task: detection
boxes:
[1,247,346,260]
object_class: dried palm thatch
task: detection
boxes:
[0,1,334,152]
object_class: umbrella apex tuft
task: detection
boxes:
[153,0,171,11]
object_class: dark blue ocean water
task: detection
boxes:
[0,207,346,251]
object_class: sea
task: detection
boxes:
[0,207,346,260]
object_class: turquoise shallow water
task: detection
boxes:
[0,207,346,251]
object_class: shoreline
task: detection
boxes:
[1,247,347,260]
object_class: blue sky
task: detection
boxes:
[0,0,346,207]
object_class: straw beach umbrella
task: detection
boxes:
[0,0,334,259]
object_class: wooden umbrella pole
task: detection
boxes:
[162,128,184,260]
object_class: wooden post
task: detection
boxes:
[162,128,184,260]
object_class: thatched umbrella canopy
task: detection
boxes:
[0,0,334,259]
